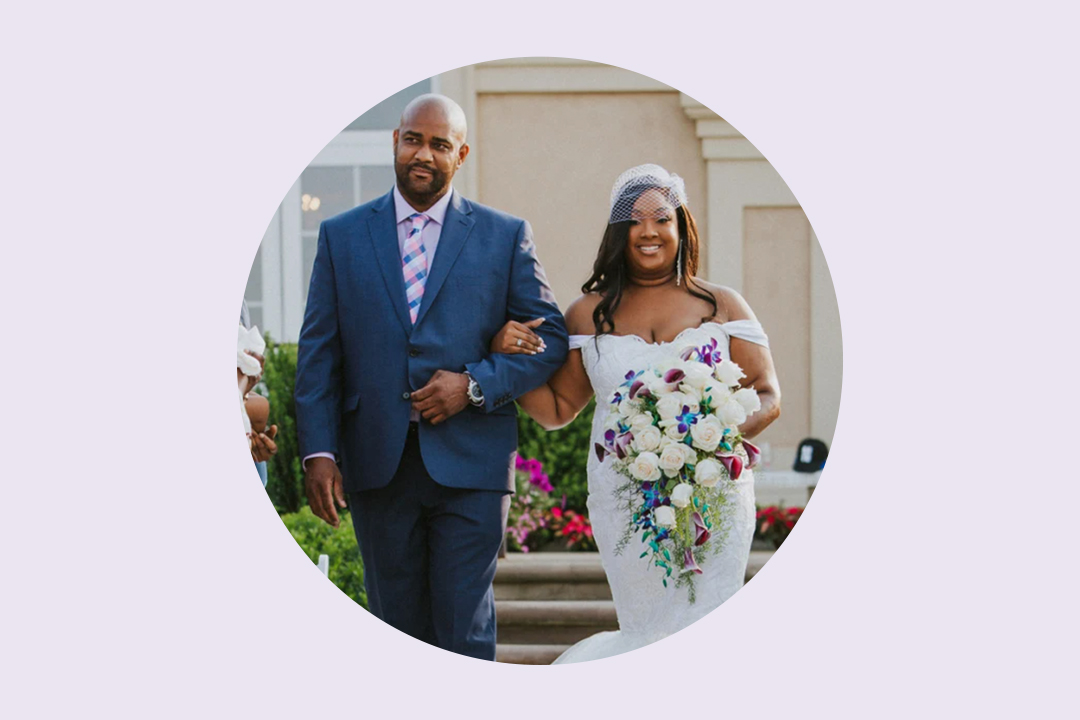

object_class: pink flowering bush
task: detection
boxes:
[506,456,597,552]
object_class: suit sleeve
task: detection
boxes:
[294,221,344,458]
[465,220,569,412]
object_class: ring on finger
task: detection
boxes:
[516,338,523,347]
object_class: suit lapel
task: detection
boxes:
[366,191,412,335]
[414,191,474,328]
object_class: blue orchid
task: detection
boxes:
[619,369,645,389]
[680,337,723,367]
[675,405,699,435]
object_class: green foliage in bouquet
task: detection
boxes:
[260,338,305,513]
[516,399,595,512]
[281,507,367,609]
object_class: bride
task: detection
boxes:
[489,164,782,663]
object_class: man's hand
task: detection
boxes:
[249,425,278,463]
[305,456,346,528]
[410,370,471,425]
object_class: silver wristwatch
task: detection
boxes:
[465,373,485,407]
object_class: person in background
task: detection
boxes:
[240,300,277,485]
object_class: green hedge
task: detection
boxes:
[261,337,304,513]
[260,336,595,514]
[281,507,367,609]
[516,399,595,512]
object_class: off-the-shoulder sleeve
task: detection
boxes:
[722,320,769,348]
[568,335,592,350]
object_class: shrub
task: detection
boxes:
[516,399,595,512]
[506,456,558,552]
[260,338,304,513]
[754,505,804,549]
[280,507,367,609]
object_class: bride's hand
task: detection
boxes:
[490,318,547,355]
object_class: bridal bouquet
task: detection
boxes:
[594,337,762,600]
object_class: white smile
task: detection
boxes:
[637,245,661,255]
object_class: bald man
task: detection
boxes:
[295,94,569,660]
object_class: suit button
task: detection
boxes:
[409,348,420,357]
[403,392,411,400]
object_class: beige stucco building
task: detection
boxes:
[246,58,842,502]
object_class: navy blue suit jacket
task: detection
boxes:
[295,189,569,493]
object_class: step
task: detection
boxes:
[495,553,609,583]
[495,550,774,589]
[495,643,571,665]
[496,600,618,645]
[495,581,612,601]
[495,552,613,601]
[746,550,772,581]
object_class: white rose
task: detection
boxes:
[655,393,686,420]
[653,505,677,528]
[664,422,687,442]
[677,384,702,413]
[644,371,667,395]
[660,436,695,456]
[629,413,655,432]
[670,483,694,509]
[695,458,723,488]
[629,452,662,482]
[680,361,714,391]
[703,383,731,408]
[658,443,688,478]
[633,425,662,452]
[714,360,746,387]
[618,396,641,418]
[719,398,748,427]
[689,415,725,453]
[733,387,761,415]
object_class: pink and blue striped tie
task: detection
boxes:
[402,213,431,324]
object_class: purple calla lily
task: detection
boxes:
[594,443,608,462]
[682,548,703,575]
[629,380,650,399]
[680,347,696,362]
[743,440,761,469]
[717,453,744,481]
[663,368,685,387]
[692,511,711,546]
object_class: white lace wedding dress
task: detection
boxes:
[552,320,770,664]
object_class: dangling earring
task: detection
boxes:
[676,240,683,287]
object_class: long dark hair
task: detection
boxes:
[581,183,717,338]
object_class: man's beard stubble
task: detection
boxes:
[396,161,448,203]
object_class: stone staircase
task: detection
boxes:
[494,550,773,664]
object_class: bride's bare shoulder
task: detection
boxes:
[565,293,602,335]
[691,279,758,323]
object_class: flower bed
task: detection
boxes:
[754,505,804,549]
[507,456,597,552]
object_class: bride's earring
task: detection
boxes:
[676,240,683,286]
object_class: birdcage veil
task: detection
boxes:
[608,164,688,224]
